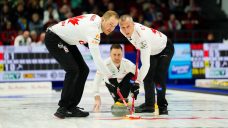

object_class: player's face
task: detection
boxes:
[119,20,134,38]
[101,16,118,35]
[110,48,123,64]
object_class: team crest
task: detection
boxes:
[94,34,100,41]
[140,41,148,49]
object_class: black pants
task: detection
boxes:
[143,39,174,108]
[44,30,89,109]
[106,73,134,102]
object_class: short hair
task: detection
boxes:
[119,15,133,22]
[110,44,122,51]
[102,11,119,20]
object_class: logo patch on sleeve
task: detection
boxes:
[94,34,100,41]
[140,41,148,49]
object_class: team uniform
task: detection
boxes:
[45,14,111,118]
[120,23,174,114]
[93,57,136,102]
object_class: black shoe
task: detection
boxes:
[159,107,168,115]
[68,107,89,117]
[135,103,154,113]
[54,107,69,119]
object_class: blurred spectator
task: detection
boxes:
[0,21,17,45]
[70,0,82,10]
[0,4,13,30]
[38,0,45,8]
[81,0,96,13]
[30,30,38,43]
[184,0,201,14]
[181,11,199,30]
[27,0,43,20]
[206,32,215,42]
[44,0,58,10]
[152,12,168,32]
[14,30,32,46]
[144,3,157,25]
[0,0,223,45]
[107,2,115,11]
[137,13,149,27]
[99,0,111,13]
[29,13,43,34]
[43,4,59,25]
[90,5,101,15]
[59,4,73,20]
[167,14,181,31]
[55,0,71,8]
[159,2,170,20]
[70,0,83,16]
[169,0,183,12]
[138,14,145,25]
[140,0,150,11]
[129,5,140,22]
[11,0,25,8]
[43,15,58,30]
[37,32,45,45]
[0,0,10,5]
[13,3,28,31]
[112,0,125,14]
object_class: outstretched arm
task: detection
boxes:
[93,72,104,112]
[88,40,112,77]
[136,41,150,84]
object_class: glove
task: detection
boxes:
[131,82,140,100]
[105,78,119,94]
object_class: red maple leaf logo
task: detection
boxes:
[68,15,85,26]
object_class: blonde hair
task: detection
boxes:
[119,15,133,22]
[102,11,119,20]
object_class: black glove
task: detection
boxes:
[131,82,140,100]
[105,78,119,93]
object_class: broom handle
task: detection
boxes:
[116,50,140,114]
[131,97,135,114]
[117,88,131,111]
[131,49,140,114]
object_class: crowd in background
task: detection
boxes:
[0,0,207,46]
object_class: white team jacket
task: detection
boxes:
[93,57,136,96]
[49,14,112,77]
[120,22,168,83]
